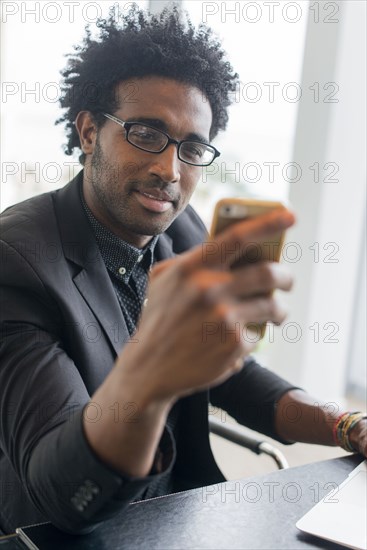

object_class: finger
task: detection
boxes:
[231,295,288,326]
[191,263,292,306]
[226,343,259,374]
[229,262,293,298]
[233,356,244,371]
[183,208,295,271]
[149,257,177,279]
[237,328,260,355]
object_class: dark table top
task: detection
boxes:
[13,454,363,549]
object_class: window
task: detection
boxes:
[0,1,149,210]
[183,0,309,225]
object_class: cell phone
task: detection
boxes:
[209,197,288,338]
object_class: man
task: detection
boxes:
[0,6,365,535]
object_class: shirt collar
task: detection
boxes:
[80,190,158,282]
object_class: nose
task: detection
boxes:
[147,143,181,183]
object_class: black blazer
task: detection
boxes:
[0,172,295,534]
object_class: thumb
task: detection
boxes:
[150,257,178,280]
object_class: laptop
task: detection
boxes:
[297,459,367,550]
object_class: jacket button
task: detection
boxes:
[71,496,85,512]
[85,479,100,495]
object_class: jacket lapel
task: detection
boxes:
[53,171,130,356]
[155,232,175,261]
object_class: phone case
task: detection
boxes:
[209,198,287,339]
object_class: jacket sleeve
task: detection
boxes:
[0,239,175,534]
[209,356,301,443]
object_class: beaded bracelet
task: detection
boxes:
[332,412,349,446]
[333,411,367,452]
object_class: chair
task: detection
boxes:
[209,415,289,470]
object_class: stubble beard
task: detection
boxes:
[89,137,182,238]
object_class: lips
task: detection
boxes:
[134,189,175,213]
[139,190,174,202]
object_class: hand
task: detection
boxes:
[348,418,367,457]
[88,208,295,477]
[117,208,295,404]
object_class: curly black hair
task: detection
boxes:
[57,4,239,164]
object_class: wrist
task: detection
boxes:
[348,417,367,454]
[332,412,367,453]
[115,340,179,410]
[116,371,176,417]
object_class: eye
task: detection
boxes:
[129,126,159,142]
[182,142,205,159]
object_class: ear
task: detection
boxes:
[75,111,98,155]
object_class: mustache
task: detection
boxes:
[130,182,180,203]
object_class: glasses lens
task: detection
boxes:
[179,142,215,166]
[128,124,167,152]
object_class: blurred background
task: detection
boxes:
[1,0,366,476]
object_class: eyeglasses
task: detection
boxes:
[103,113,220,167]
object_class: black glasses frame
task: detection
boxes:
[103,113,220,167]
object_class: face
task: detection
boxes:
[77,77,213,247]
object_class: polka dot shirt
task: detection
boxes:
[81,195,158,336]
